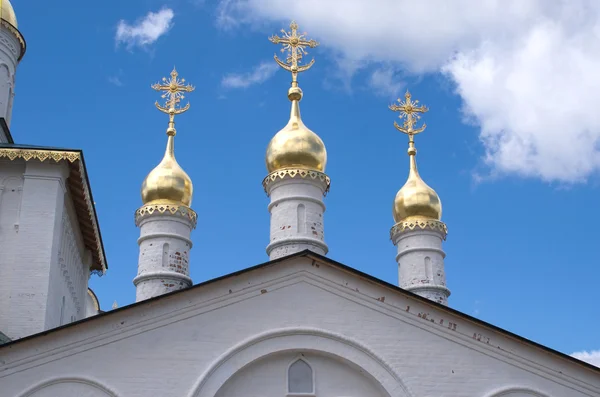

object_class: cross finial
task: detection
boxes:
[151,67,195,136]
[269,21,319,87]
[389,90,429,156]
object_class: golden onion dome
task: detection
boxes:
[393,148,441,223]
[0,0,17,28]
[141,134,193,207]
[266,87,327,173]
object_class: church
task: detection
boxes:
[1,2,599,396]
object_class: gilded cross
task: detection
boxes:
[389,91,429,144]
[152,67,195,135]
[269,21,319,84]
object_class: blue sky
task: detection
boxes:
[11,0,600,365]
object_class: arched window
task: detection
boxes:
[288,357,314,395]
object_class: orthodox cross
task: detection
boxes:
[269,21,319,85]
[152,67,195,135]
[389,91,429,148]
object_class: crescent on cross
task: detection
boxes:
[269,21,319,84]
[389,90,429,142]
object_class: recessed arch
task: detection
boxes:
[188,327,413,397]
[484,386,552,397]
[17,377,119,397]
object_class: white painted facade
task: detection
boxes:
[133,208,195,302]
[392,222,450,305]
[265,172,329,260]
[0,254,598,397]
[0,159,91,340]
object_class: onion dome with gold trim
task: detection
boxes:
[141,67,195,208]
[0,0,17,29]
[141,135,193,207]
[266,87,327,173]
[265,21,326,174]
[390,91,442,223]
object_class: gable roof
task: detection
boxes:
[0,141,107,274]
[0,250,596,375]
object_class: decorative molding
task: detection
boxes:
[0,147,106,274]
[484,386,551,397]
[263,168,330,196]
[135,204,198,227]
[1,20,25,61]
[17,376,119,397]
[390,218,447,240]
[188,327,413,397]
[0,148,80,163]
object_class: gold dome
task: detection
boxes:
[0,0,17,28]
[393,151,441,222]
[141,135,193,207]
[266,87,327,173]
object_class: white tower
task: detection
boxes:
[0,0,25,138]
[389,91,450,306]
[263,21,329,260]
[133,68,197,302]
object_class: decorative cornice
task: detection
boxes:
[1,20,25,62]
[135,204,198,227]
[263,168,330,195]
[0,147,106,275]
[0,148,80,163]
[390,218,448,240]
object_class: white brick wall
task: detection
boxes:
[0,256,597,397]
[393,227,450,305]
[134,212,194,302]
[266,176,328,260]
[0,160,90,339]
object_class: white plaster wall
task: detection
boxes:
[0,257,597,397]
[0,160,90,340]
[394,228,449,305]
[134,213,193,301]
[266,177,328,259]
[215,351,389,397]
[0,25,22,131]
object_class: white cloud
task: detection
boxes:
[108,76,123,87]
[571,350,600,367]
[116,8,174,49]
[368,67,404,98]
[222,62,279,89]
[217,0,600,183]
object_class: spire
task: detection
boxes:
[389,91,441,222]
[134,68,197,302]
[389,90,450,306]
[263,21,329,260]
[265,21,326,173]
[140,68,195,207]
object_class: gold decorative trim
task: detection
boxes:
[135,204,198,227]
[1,20,26,61]
[390,218,448,240]
[0,147,107,274]
[0,148,80,163]
[263,168,331,195]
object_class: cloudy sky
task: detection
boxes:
[12,0,600,367]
